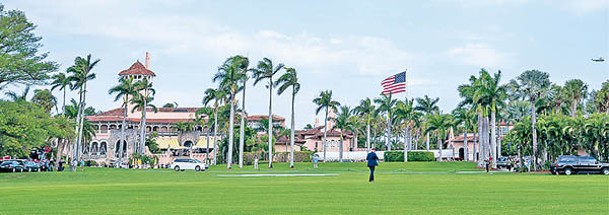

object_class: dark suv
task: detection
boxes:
[552,155,609,175]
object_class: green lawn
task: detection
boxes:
[1,162,608,215]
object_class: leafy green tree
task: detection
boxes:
[252,58,284,168]
[31,89,57,114]
[275,67,300,168]
[0,101,72,157]
[0,5,58,89]
[313,90,340,161]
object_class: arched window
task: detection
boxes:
[100,125,109,133]
[100,142,107,155]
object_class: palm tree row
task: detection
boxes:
[206,56,300,169]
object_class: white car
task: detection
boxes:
[170,158,206,172]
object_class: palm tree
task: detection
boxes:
[174,122,194,150]
[252,58,284,168]
[375,94,398,151]
[67,54,99,166]
[108,76,138,161]
[332,105,352,162]
[31,89,57,114]
[233,56,251,168]
[394,99,416,162]
[4,85,31,102]
[132,78,156,155]
[563,79,588,117]
[415,95,440,151]
[475,70,507,168]
[595,81,609,114]
[355,98,376,150]
[50,72,72,114]
[203,87,227,165]
[425,113,453,161]
[313,90,340,161]
[213,57,245,169]
[196,107,214,165]
[452,106,476,161]
[509,70,551,171]
[275,67,300,168]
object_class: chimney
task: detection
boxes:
[145,51,150,69]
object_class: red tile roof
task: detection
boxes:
[118,61,156,77]
[247,115,285,121]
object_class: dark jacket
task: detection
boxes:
[367,152,379,167]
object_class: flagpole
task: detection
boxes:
[404,69,409,163]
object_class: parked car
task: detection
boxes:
[169,158,206,172]
[0,160,25,172]
[24,161,41,172]
[496,157,513,170]
[552,155,609,175]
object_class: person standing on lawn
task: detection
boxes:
[367,148,379,182]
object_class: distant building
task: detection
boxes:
[84,53,217,166]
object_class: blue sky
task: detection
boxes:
[4,0,609,128]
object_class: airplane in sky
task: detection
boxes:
[591,57,605,62]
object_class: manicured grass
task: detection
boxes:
[1,162,608,215]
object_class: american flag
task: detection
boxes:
[381,71,406,95]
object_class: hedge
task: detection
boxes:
[274,151,314,162]
[384,151,435,162]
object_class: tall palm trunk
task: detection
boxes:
[366,122,371,150]
[289,92,295,168]
[76,82,88,162]
[239,84,246,168]
[268,80,273,168]
[139,89,148,155]
[206,125,210,165]
[464,130,468,161]
[119,98,127,162]
[437,133,442,161]
[339,130,344,162]
[404,127,410,162]
[212,107,218,165]
[571,100,577,117]
[531,101,538,171]
[323,108,328,161]
[386,111,392,151]
[491,111,497,168]
[477,112,484,166]
[227,93,235,169]
[473,132,477,161]
[62,89,67,114]
[426,132,430,151]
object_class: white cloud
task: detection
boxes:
[446,43,514,68]
[25,2,415,77]
[552,0,609,15]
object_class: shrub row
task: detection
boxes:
[384,151,435,162]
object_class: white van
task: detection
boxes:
[170,158,206,172]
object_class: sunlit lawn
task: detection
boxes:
[1,162,608,214]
